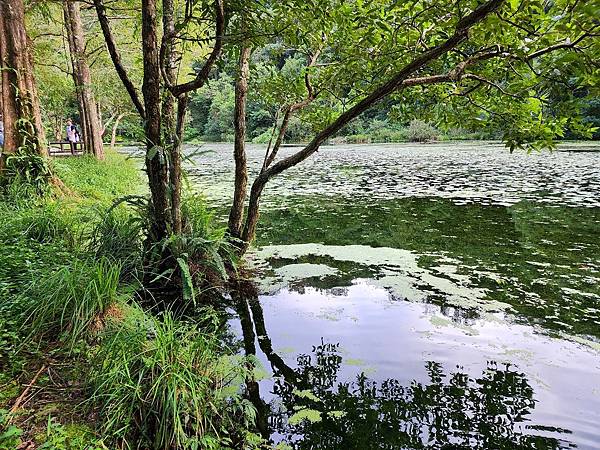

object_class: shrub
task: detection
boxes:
[88,307,255,449]
[252,130,273,144]
[345,134,371,144]
[1,151,53,197]
[143,196,236,307]
[88,205,144,279]
[371,128,408,142]
[23,258,121,350]
[407,119,439,142]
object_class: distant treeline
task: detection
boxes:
[111,45,600,145]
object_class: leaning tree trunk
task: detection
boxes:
[237,0,506,255]
[0,0,46,169]
[227,45,251,242]
[63,0,105,159]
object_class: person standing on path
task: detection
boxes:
[0,116,4,150]
[66,119,77,154]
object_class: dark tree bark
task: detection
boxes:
[227,45,251,241]
[142,0,170,240]
[63,0,105,159]
[0,0,46,169]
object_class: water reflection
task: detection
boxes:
[254,197,600,339]
[234,294,576,449]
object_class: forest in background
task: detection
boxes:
[28,5,600,145]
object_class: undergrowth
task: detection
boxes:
[89,305,256,449]
[0,151,257,448]
[23,258,121,351]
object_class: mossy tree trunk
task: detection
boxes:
[227,45,251,243]
[0,0,46,169]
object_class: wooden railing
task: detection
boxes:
[48,141,85,156]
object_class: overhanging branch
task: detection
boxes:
[170,0,225,97]
[93,0,145,119]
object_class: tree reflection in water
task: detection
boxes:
[235,295,575,450]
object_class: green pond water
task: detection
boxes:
[185,141,600,449]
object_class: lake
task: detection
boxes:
[187,141,600,449]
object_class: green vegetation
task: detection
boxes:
[187,74,495,144]
[89,306,254,449]
[1,0,599,447]
[53,152,143,203]
[0,151,261,449]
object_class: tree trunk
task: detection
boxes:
[161,0,183,233]
[142,0,170,240]
[171,96,187,234]
[0,0,46,169]
[63,0,105,159]
[227,45,251,241]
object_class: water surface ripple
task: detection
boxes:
[186,142,600,449]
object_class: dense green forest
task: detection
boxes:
[34,41,600,144]
[19,2,599,145]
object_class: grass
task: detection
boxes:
[88,305,255,449]
[23,258,121,351]
[88,205,145,279]
[53,151,143,204]
[0,151,261,449]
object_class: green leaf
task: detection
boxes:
[177,257,195,304]
[146,146,161,161]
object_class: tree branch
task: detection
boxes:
[170,0,225,97]
[240,0,506,248]
[262,50,321,170]
[526,31,596,60]
[93,0,145,119]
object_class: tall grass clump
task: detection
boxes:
[88,307,255,449]
[88,205,144,279]
[23,258,121,350]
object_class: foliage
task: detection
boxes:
[1,151,53,196]
[23,258,121,350]
[407,120,439,142]
[0,410,22,449]
[37,419,107,450]
[136,194,236,307]
[88,306,255,449]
